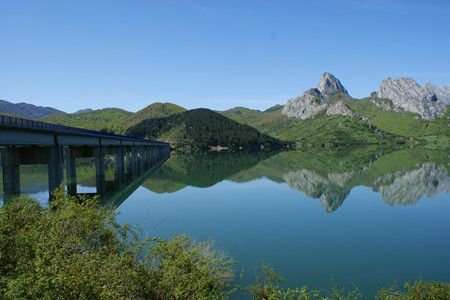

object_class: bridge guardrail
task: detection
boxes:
[0,115,167,146]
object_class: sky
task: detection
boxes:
[0,0,449,113]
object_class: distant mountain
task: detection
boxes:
[221,73,449,148]
[0,99,64,119]
[126,108,287,151]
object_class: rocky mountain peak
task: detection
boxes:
[318,72,351,99]
[282,88,329,119]
[376,77,447,120]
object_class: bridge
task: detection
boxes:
[0,115,171,200]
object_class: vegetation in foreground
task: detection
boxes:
[0,189,235,299]
[0,192,448,299]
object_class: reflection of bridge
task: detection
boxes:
[0,116,170,199]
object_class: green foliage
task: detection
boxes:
[248,265,363,300]
[376,281,450,300]
[222,107,406,148]
[42,108,133,133]
[128,102,186,127]
[126,108,287,151]
[0,190,235,299]
[343,98,450,140]
[41,103,186,134]
[147,236,236,299]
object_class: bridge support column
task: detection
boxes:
[124,148,131,178]
[146,146,152,166]
[1,147,21,199]
[139,146,145,174]
[65,147,77,196]
[48,146,63,198]
[130,146,138,178]
[95,146,106,195]
[114,146,125,185]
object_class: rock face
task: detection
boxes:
[282,73,355,119]
[423,82,450,105]
[326,101,358,117]
[282,88,329,119]
[377,78,447,120]
[318,72,351,99]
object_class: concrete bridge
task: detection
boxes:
[0,115,170,200]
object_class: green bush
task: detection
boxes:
[0,190,235,299]
[376,281,450,300]
[248,264,363,300]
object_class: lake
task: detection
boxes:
[1,147,449,298]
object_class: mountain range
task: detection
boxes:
[0,100,64,119]
[1,73,449,150]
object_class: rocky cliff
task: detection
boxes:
[423,82,450,105]
[376,78,447,120]
[282,88,329,119]
[326,101,358,117]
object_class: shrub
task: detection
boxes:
[376,281,450,300]
[0,190,235,299]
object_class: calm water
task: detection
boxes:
[1,147,449,298]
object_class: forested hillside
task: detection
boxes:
[126,108,286,151]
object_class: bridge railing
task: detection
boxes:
[0,115,167,145]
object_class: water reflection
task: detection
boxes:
[1,147,449,210]
[142,147,449,211]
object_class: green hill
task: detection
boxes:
[221,105,405,148]
[41,108,133,133]
[128,102,186,127]
[126,108,287,151]
[343,98,450,147]
[41,102,186,134]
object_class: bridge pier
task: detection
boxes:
[48,146,63,198]
[130,146,138,178]
[114,146,125,185]
[95,146,106,195]
[65,147,77,195]
[139,146,146,174]
[1,147,21,198]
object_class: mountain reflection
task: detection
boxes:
[2,148,448,212]
[143,147,449,212]
[373,163,450,206]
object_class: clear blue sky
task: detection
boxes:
[1,0,449,113]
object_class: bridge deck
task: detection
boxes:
[0,115,167,146]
